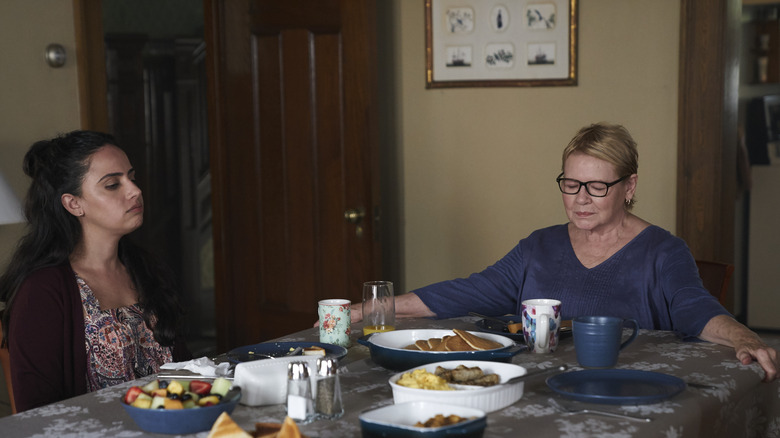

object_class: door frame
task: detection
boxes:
[73,0,110,132]
[676,0,739,308]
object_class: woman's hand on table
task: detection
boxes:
[700,315,778,382]
[311,293,435,327]
[734,336,778,382]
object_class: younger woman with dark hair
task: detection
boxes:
[0,130,190,412]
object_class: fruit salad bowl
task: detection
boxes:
[120,377,241,435]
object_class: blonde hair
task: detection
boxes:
[561,123,639,209]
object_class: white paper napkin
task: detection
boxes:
[159,356,232,377]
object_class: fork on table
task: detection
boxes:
[548,398,652,423]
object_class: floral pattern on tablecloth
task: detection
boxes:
[2,318,779,438]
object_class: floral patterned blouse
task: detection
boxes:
[77,274,173,391]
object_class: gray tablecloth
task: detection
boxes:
[1,317,779,437]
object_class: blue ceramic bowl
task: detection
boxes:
[357,329,525,371]
[360,401,486,438]
[121,385,241,434]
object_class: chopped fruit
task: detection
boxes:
[210,377,231,397]
[131,393,153,409]
[189,380,212,396]
[163,398,184,409]
[182,391,199,402]
[141,380,159,394]
[123,378,233,410]
[151,395,167,410]
[167,380,184,397]
[198,395,221,407]
[123,386,144,404]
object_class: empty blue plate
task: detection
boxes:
[546,369,686,405]
[227,341,347,363]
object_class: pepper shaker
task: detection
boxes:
[314,357,344,419]
[286,361,315,424]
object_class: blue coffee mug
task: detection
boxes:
[572,316,639,368]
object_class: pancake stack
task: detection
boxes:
[405,329,504,352]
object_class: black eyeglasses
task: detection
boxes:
[556,172,628,197]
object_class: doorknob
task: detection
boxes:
[344,207,365,224]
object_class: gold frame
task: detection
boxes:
[425,0,578,88]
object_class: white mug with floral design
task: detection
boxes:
[318,299,351,347]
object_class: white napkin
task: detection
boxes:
[159,356,232,377]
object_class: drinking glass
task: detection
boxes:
[362,281,395,335]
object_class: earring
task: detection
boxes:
[625,199,631,206]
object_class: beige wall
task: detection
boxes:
[0,0,82,266]
[395,1,680,291]
[0,0,81,417]
[0,0,81,414]
[0,1,682,299]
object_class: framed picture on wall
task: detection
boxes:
[425,0,578,88]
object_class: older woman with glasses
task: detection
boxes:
[352,122,778,382]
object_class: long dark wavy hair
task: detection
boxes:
[0,130,182,347]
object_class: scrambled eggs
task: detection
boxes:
[396,369,453,390]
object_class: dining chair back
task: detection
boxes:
[695,259,735,307]
[0,324,16,414]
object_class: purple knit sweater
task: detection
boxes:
[414,224,730,340]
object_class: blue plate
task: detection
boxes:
[227,341,347,363]
[546,369,686,405]
[474,315,524,341]
[474,316,572,342]
[357,329,525,372]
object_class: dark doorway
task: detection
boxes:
[102,0,216,357]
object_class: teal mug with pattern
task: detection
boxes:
[318,299,351,347]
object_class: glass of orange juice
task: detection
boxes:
[362,281,395,335]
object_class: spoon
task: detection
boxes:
[286,347,303,357]
[504,364,568,385]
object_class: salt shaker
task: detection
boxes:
[286,362,314,424]
[314,357,344,419]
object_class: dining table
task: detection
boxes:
[1,316,779,438]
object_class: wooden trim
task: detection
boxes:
[73,0,110,131]
[677,0,740,308]
[203,0,231,352]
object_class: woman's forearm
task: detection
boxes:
[350,292,435,323]
[699,314,778,382]
[395,293,436,318]
[698,314,763,347]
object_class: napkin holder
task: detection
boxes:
[234,356,320,406]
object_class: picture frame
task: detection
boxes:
[425,0,578,88]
